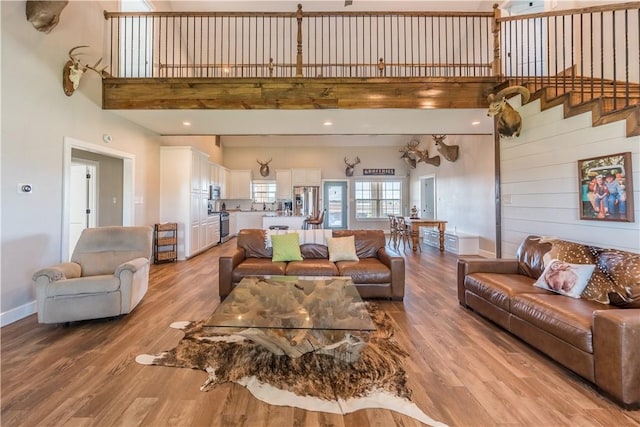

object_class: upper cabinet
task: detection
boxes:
[292,168,321,186]
[275,169,292,199]
[189,149,210,193]
[228,169,252,199]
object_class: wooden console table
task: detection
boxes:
[404,218,447,252]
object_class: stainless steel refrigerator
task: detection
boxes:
[293,186,320,217]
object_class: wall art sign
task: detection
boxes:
[578,152,633,222]
[363,168,395,176]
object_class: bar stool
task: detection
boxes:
[269,225,289,230]
[305,209,325,229]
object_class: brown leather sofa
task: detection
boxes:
[457,236,640,407]
[219,229,405,300]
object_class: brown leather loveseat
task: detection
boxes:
[457,236,640,407]
[219,229,405,300]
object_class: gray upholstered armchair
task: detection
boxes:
[33,226,153,324]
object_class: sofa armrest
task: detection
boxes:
[115,257,149,276]
[377,248,405,300]
[219,248,246,299]
[457,258,520,306]
[593,309,640,407]
[32,262,81,283]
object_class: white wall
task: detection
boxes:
[1,1,162,325]
[222,137,411,230]
[409,135,497,254]
[500,97,640,256]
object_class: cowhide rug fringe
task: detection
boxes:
[136,304,447,427]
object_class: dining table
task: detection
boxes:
[404,218,448,252]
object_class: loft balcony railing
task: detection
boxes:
[103,3,639,110]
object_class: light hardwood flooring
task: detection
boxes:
[2,239,639,427]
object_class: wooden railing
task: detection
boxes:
[497,2,640,109]
[103,6,496,79]
[103,3,639,110]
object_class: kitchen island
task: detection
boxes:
[262,214,306,230]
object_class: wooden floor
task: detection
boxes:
[2,239,639,427]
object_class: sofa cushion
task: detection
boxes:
[271,233,303,262]
[300,244,329,259]
[285,259,339,276]
[237,229,272,258]
[534,259,595,298]
[336,258,391,284]
[327,236,359,262]
[515,236,553,279]
[332,230,385,258]
[601,252,640,308]
[464,272,548,311]
[511,293,616,353]
[44,275,120,297]
[231,259,286,282]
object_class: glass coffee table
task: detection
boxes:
[205,276,375,362]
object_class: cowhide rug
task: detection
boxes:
[136,304,447,427]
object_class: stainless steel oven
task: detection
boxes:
[220,211,231,243]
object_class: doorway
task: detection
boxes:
[323,181,348,229]
[62,137,135,261]
[420,175,436,219]
[69,160,98,256]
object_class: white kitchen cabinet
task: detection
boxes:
[275,169,292,199]
[160,146,217,260]
[220,167,229,198]
[291,168,321,186]
[235,212,264,231]
[423,229,479,255]
[228,170,252,199]
[228,212,238,236]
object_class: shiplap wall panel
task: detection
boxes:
[500,97,640,256]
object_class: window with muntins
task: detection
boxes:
[252,181,276,203]
[355,180,402,219]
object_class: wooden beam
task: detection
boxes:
[103,77,500,110]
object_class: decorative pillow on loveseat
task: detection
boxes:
[271,233,303,262]
[327,236,359,262]
[534,259,595,298]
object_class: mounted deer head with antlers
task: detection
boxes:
[257,158,272,177]
[399,137,440,169]
[432,135,459,162]
[63,46,107,96]
[26,1,68,33]
[487,85,530,138]
[344,157,360,177]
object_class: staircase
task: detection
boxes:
[507,76,640,137]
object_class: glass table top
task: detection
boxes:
[205,276,375,332]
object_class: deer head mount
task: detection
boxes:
[432,135,459,162]
[26,0,68,33]
[344,156,360,177]
[63,46,107,96]
[486,85,530,138]
[257,158,272,177]
[399,137,440,169]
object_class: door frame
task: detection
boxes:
[419,174,437,219]
[322,179,349,230]
[62,137,135,260]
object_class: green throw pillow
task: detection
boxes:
[271,233,303,262]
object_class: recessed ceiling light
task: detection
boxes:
[323,120,333,126]
[471,121,481,125]
[182,121,192,126]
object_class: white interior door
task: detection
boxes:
[69,161,97,258]
[420,176,436,219]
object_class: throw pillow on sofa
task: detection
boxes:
[327,236,359,262]
[534,259,595,298]
[271,233,303,262]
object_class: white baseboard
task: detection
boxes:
[1,300,37,327]
[478,249,496,258]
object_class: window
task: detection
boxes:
[252,181,276,203]
[354,180,402,219]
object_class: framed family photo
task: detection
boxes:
[578,152,634,222]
